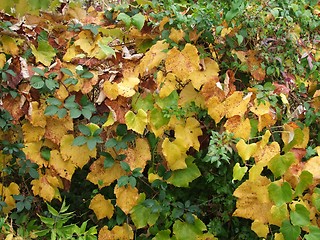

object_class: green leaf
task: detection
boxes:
[40,147,51,161]
[31,40,56,66]
[131,13,145,30]
[80,71,94,79]
[153,230,171,240]
[83,24,99,36]
[173,218,206,239]
[44,105,59,116]
[46,97,61,106]
[117,175,129,187]
[116,124,127,136]
[61,68,73,76]
[81,108,93,120]
[102,152,115,168]
[78,124,91,136]
[132,93,154,112]
[155,91,179,109]
[32,67,45,76]
[129,176,137,188]
[87,137,102,150]
[98,40,116,58]
[290,204,310,227]
[120,161,131,172]
[150,107,170,129]
[117,13,131,28]
[64,95,79,109]
[312,188,320,211]
[57,108,67,119]
[283,128,304,152]
[45,78,58,90]
[131,204,159,229]
[69,108,82,119]
[64,77,78,85]
[30,76,44,89]
[167,157,201,187]
[304,226,320,240]
[72,136,87,146]
[280,220,301,240]
[125,109,148,135]
[232,163,248,182]
[294,170,313,197]
[268,182,292,206]
[29,167,39,179]
[268,152,296,178]
[105,138,117,148]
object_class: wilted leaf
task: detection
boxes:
[169,28,185,43]
[45,115,73,145]
[89,194,114,220]
[22,121,45,142]
[224,116,251,140]
[49,150,76,181]
[0,182,20,214]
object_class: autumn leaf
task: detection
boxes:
[233,163,248,181]
[31,40,56,66]
[0,182,20,214]
[165,43,200,83]
[87,157,126,188]
[135,40,169,76]
[98,224,134,240]
[250,99,276,132]
[178,83,206,108]
[251,220,269,238]
[45,115,73,145]
[169,28,185,43]
[49,150,76,181]
[60,134,96,168]
[233,176,273,223]
[162,138,188,170]
[224,116,251,141]
[1,35,19,55]
[236,139,258,162]
[125,109,147,134]
[27,101,47,128]
[23,141,48,167]
[22,121,45,143]
[89,194,114,220]
[114,185,139,214]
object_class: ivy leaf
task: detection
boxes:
[268,182,292,206]
[290,204,310,227]
[131,13,145,30]
[31,40,56,66]
[280,220,301,240]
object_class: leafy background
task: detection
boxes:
[0,0,319,239]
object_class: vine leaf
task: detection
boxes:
[268,181,292,206]
[87,157,126,189]
[270,204,289,227]
[0,182,20,214]
[162,138,188,170]
[125,109,147,135]
[89,194,114,220]
[167,157,201,187]
[268,152,296,178]
[236,139,257,162]
[232,163,248,181]
[49,150,76,181]
[251,220,269,238]
[114,185,139,214]
[98,224,133,240]
[290,204,310,227]
[31,40,56,66]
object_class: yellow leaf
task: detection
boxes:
[282,123,309,149]
[30,41,56,66]
[304,156,320,180]
[114,185,139,214]
[27,101,46,128]
[148,173,162,183]
[49,150,76,181]
[175,117,202,151]
[1,182,20,214]
[225,91,251,118]
[165,43,200,83]
[31,171,63,202]
[274,233,285,240]
[169,28,185,43]
[253,142,280,164]
[103,81,119,100]
[74,30,95,54]
[250,100,276,131]
[125,109,148,135]
[87,157,126,188]
[98,224,134,240]
[0,53,6,68]
[249,161,267,181]
[224,116,251,141]
[189,58,219,90]
[206,96,225,123]
[62,45,81,62]
[236,139,258,162]
[157,72,178,98]
[270,204,289,226]
[45,116,73,145]
[118,77,140,97]
[162,138,188,170]
[22,122,45,143]
[121,138,151,171]
[251,220,269,238]
[1,36,19,55]
[60,134,96,168]
[257,130,271,149]
[179,82,206,108]
[23,141,48,167]
[89,194,114,220]
[233,176,273,223]
[102,111,115,127]
[136,40,169,76]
